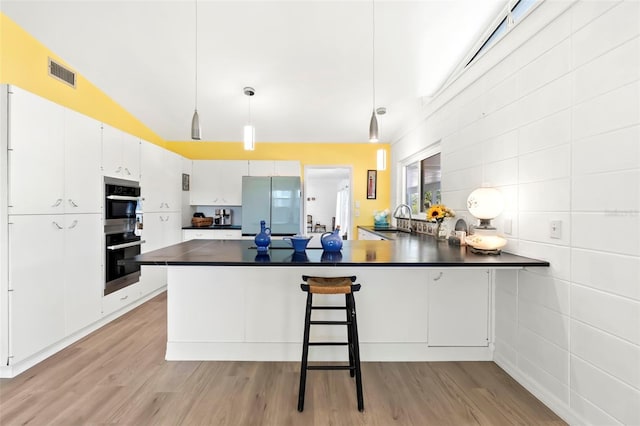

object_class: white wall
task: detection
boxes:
[392,1,639,424]
[306,177,343,231]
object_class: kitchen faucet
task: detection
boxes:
[393,203,413,233]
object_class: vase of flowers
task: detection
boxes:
[426,204,455,240]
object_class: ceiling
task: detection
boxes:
[2,0,507,144]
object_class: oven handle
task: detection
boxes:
[106,195,140,201]
[107,240,145,250]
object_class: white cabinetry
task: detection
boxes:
[427,269,490,347]
[139,140,183,296]
[190,160,248,205]
[248,160,300,176]
[8,214,102,363]
[183,228,242,240]
[140,140,182,212]
[140,212,182,294]
[357,229,384,240]
[7,86,101,215]
[101,123,140,181]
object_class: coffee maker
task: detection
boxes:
[216,208,232,225]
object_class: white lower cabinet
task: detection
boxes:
[427,269,490,347]
[140,212,182,293]
[8,214,102,364]
[102,282,142,317]
[358,229,384,240]
[183,229,242,241]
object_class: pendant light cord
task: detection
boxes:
[194,0,198,110]
[371,0,376,111]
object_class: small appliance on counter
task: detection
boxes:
[216,208,232,225]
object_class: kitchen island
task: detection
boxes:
[134,237,548,362]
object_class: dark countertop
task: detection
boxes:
[133,237,549,268]
[182,225,242,230]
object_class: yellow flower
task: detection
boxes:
[427,204,455,222]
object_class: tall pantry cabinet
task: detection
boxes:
[2,85,103,365]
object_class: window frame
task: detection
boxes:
[398,141,441,221]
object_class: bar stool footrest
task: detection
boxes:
[310,320,350,325]
[307,365,354,371]
[309,342,349,346]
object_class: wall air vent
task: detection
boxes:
[48,58,76,88]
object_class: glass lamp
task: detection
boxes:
[466,187,506,254]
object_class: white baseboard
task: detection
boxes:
[494,352,587,426]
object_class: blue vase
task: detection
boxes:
[254,220,271,252]
[320,227,343,252]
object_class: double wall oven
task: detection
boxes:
[104,177,143,296]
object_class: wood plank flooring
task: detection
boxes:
[0,292,566,425]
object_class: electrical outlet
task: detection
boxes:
[504,218,512,235]
[550,220,562,239]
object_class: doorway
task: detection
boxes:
[304,166,352,242]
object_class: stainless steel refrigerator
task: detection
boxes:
[241,176,301,235]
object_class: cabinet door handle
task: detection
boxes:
[67,220,78,229]
[51,198,63,207]
[115,166,122,173]
[52,221,64,230]
[125,167,131,175]
[68,198,78,207]
[120,295,129,301]
[164,203,170,209]
[433,272,443,281]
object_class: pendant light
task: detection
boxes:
[368,0,379,143]
[243,86,255,151]
[190,0,201,140]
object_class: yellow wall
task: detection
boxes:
[166,141,391,235]
[1,12,391,235]
[0,13,164,146]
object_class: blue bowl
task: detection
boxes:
[283,235,313,252]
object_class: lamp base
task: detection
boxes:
[468,246,502,255]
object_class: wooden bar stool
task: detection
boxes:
[297,275,363,412]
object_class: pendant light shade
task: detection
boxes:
[243,86,256,151]
[369,109,379,143]
[191,109,201,140]
[376,148,386,171]
[190,0,201,140]
[244,125,255,151]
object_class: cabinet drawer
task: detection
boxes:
[183,229,241,240]
[102,283,140,316]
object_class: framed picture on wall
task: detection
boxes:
[366,170,377,199]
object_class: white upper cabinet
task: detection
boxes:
[140,140,182,213]
[7,86,101,215]
[7,86,65,215]
[101,123,140,181]
[248,160,273,176]
[64,108,102,213]
[248,160,300,177]
[190,160,248,205]
[274,161,300,176]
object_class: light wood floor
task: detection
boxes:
[0,292,566,425]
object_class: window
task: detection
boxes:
[466,0,539,67]
[404,152,441,215]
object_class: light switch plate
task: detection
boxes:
[550,220,562,239]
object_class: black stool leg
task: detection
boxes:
[346,294,355,378]
[349,292,364,411]
[298,292,313,412]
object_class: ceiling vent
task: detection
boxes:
[48,58,76,88]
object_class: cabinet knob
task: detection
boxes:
[433,272,443,281]
[52,221,64,230]
[51,198,63,207]
[68,198,78,208]
[67,220,78,229]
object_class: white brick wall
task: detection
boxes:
[392,1,640,424]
